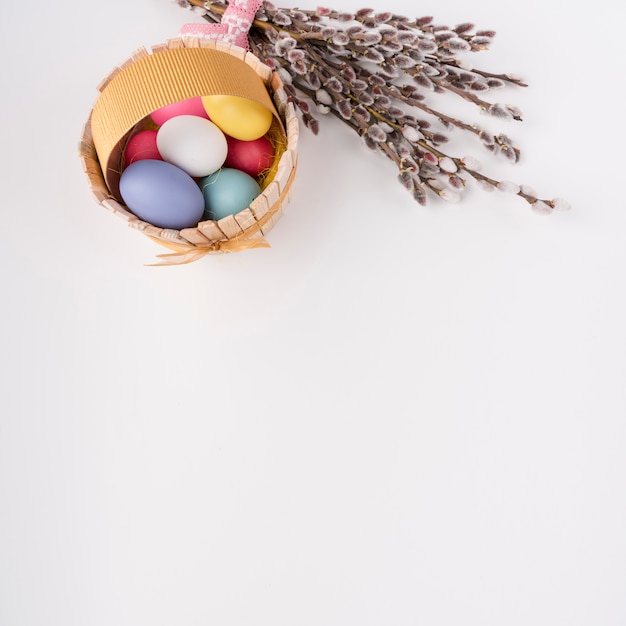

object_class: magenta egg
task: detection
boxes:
[150,97,210,126]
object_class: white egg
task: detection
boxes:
[156,115,227,178]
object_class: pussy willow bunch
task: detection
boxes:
[179,0,569,212]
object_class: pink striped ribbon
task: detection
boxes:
[180,0,263,50]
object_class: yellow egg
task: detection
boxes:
[201,95,273,141]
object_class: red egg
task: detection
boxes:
[124,130,162,167]
[224,134,275,178]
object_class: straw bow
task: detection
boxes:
[179,0,262,49]
[146,234,271,265]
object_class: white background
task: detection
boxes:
[1,0,625,624]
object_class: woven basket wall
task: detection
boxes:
[79,38,299,256]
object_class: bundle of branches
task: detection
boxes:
[179,0,568,213]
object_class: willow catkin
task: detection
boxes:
[179,0,570,213]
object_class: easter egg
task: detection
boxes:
[150,96,209,126]
[201,95,273,141]
[224,134,275,178]
[123,129,162,167]
[119,159,205,229]
[199,168,261,221]
[156,115,227,178]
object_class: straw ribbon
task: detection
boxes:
[180,0,263,50]
[146,235,271,265]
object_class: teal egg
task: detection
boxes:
[199,168,261,221]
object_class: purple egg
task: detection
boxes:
[119,160,205,229]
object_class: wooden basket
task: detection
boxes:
[79,38,299,262]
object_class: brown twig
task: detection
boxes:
[177,0,568,213]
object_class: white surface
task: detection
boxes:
[1,1,625,624]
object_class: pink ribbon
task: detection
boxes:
[180,0,263,50]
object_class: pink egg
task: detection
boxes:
[150,97,210,126]
[123,129,162,167]
[224,134,275,178]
